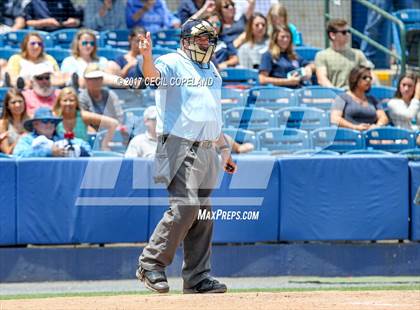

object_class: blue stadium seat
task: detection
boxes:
[293,149,340,156]
[220,68,259,88]
[368,85,396,107]
[45,48,71,66]
[296,86,344,111]
[92,150,124,157]
[101,29,130,49]
[123,107,146,136]
[152,28,181,41]
[221,87,247,111]
[51,29,79,49]
[311,127,364,153]
[1,30,53,49]
[247,86,296,110]
[295,46,321,61]
[346,149,393,155]
[222,128,259,149]
[97,48,126,60]
[258,127,310,153]
[364,127,416,152]
[276,107,328,130]
[0,87,8,102]
[0,48,19,60]
[399,148,420,161]
[93,129,129,153]
[224,107,276,132]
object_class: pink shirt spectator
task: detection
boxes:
[23,89,60,117]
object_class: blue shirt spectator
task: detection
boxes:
[24,0,81,31]
[213,41,237,68]
[177,0,216,24]
[126,0,180,33]
[259,51,308,80]
[13,107,91,157]
[84,0,126,31]
[0,0,29,30]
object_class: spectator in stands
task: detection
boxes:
[22,62,60,117]
[215,0,255,48]
[6,32,64,87]
[177,0,216,24]
[259,25,314,88]
[237,12,268,69]
[388,73,420,131]
[204,12,238,69]
[107,27,146,79]
[315,19,373,89]
[331,66,388,131]
[222,133,254,153]
[125,105,157,158]
[23,0,81,31]
[266,2,301,46]
[61,28,108,88]
[13,107,91,157]
[53,87,118,151]
[0,88,29,154]
[84,0,126,31]
[0,0,28,32]
[126,0,181,33]
[79,64,124,125]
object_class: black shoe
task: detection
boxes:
[16,77,25,90]
[183,278,227,294]
[136,267,169,293]
[4,72,11,87]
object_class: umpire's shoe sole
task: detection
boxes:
[183,278,227,294]
[136,268,169,293]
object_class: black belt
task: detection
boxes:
[158,135,214,148]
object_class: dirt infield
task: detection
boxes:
[1,291,419,310]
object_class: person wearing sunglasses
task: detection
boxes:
[6,32,63,88]
[331,66,388,131]
[215,0,254,48]
[61,29,109,88]
[0,88,29,155]
[315,19,374,89]
[126,0,181,33]
[13,107,91,158]
[21,62,60,117]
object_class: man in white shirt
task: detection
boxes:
[125,106,158,158]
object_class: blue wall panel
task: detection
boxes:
[279,156,409,241]
[16,159,149,244]
[409,162,420,240]
[0,160,16,245]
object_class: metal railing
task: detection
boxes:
[325,0,407,74]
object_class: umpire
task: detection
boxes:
[136,19,237,294]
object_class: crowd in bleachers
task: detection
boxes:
[0,0,419,158]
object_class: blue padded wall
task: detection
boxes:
[409,162,420,240]
[16,158,149,244]
[0,160,16,245]
[148,155,279,243]
[278,156,409,241]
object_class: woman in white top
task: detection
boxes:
[61,28,108,88]
[237,12,268,69]
[0,88,29,154]
[388,73,420,131]
[6,32,65,87]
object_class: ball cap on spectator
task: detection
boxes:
[31,62,53,79]
[144,106,157,120]
[24,107,62,132]
[84,64,104,79]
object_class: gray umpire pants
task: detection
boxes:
[139,135,220,288]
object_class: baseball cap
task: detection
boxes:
[84,64,104,79]
[143,106,157,120]
[31,62,53,79]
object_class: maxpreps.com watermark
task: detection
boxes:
[119,77,214,88]
[198,209,260,221]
